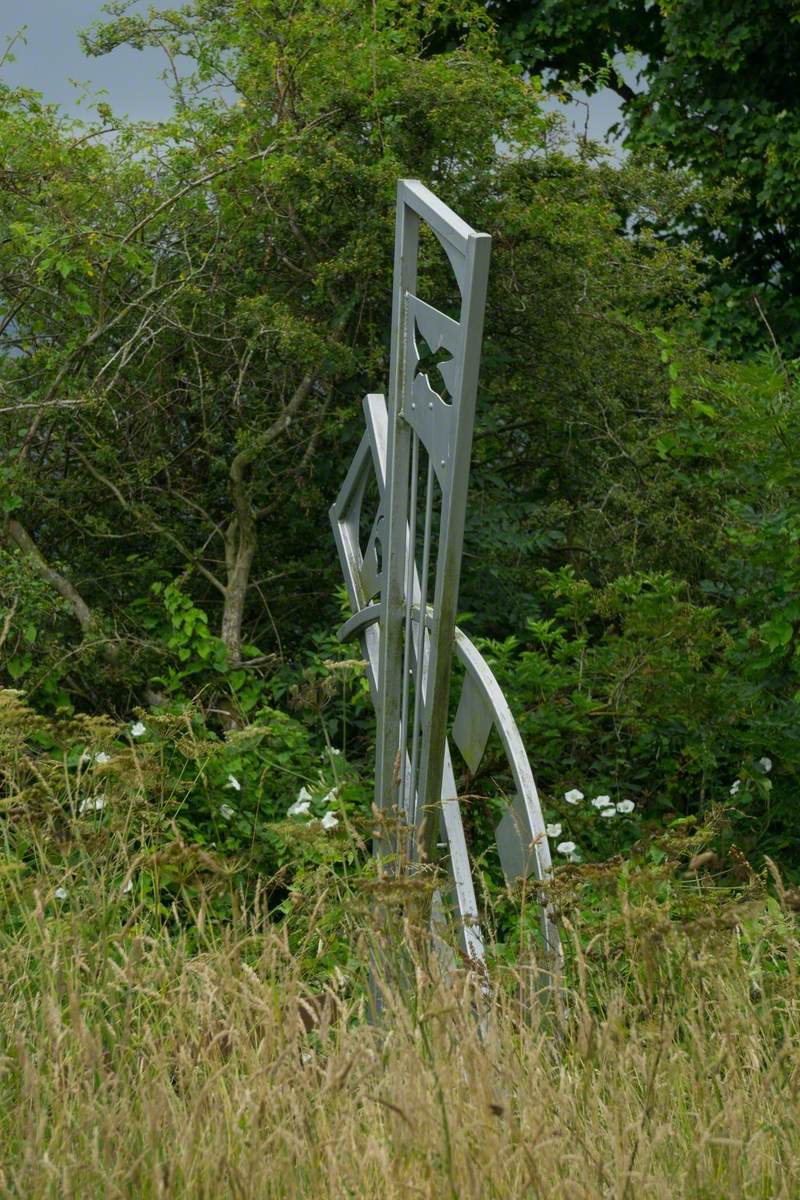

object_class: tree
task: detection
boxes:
[0,0,553,709]
[3,0,728,726]
[489,0,800,354]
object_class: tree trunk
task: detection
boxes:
[221,511,257,665]
[4,517,119,667]
[218,370,320,663]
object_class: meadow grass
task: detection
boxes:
[1,695,798,1197]
[1,829,799,1200]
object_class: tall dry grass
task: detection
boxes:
[1,861,799,1200]
[1,689,798,1197]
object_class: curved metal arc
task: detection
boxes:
[337,603,380,645]
[451,629,552,878]
[338,602,561,960]
[338,603,553,877]
[335,604,544,849]
[450,633,561,970]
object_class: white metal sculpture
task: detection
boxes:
[330,180,560,979]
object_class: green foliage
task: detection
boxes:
[490,0,800,354]
[0,682,372,941]
[0,550,74,709]
[1,0,715,719]
[462,339,800,877]
[0,0,556,707]
[151,580,232,698]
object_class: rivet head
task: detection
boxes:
[411,402,415,409]
[440,459,446,467]
[428,401,433,409]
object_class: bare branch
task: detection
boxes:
[0,596,19,653]
[6,519,94,633]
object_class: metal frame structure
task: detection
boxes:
[330,180,561,978]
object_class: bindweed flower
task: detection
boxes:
[564,789,584,805]
[130,721,146,738]
[556,841,576,855]
[320,810,339,831]
[321,787,338,806]
[54,886,68,900]
[95,751,110,765]
[78,794,106,814]
[730,779,741,796]
[220,804,235,821]
[545,822,562,839]
[600,807,616,819]
[591,795,611,809]
[296,786,312,803]
[758,757,772,773]
[288,798,311,817]
[616,799,635,814]
[569,851,582,863]
[225,774,241,791]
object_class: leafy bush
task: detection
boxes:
[0,685,372,940]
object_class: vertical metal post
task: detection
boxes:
[377,180,493,866]
[375,188,419,843]
[414,228,491,861]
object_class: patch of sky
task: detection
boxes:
[538,53,646,163]
[1,0,182,122]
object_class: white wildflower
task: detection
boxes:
[556,841,576,856]
[569,851,582,863]
[730,779,741,796]
[122,878,133,894]
[94,751,110,765]
[616,799,635,814]
[320,810,339,831]
[220,803,235,821]
[288,798,311,817]
[545,822,562,839]
[591,795,611,809]
[78,794,106,814]
[758,757,772,773]
[296,786,312,803]
[225,774,241,791]
[564,789,584,805]
[321,788,338,806]
[600,807,617,819]
[54,886,68,900]
[329,747,342,756]
[130,721,146,738]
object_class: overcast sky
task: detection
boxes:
[2,1,177,120]
[1,1,626,145]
